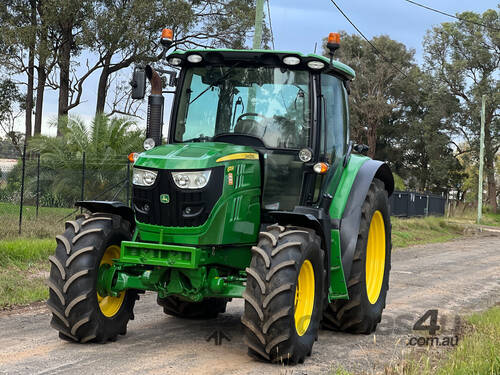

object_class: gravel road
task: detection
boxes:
[0,234,499,375]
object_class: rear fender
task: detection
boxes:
[338,160,393,281]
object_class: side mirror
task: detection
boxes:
[353,143,369,155]
[130,66,146,99]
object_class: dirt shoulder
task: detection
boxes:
[0,234,498,375]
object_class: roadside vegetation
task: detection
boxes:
[0,203,72,308]
[391,216,469,248]
[0,238,53,307]
[389,306,500,375]
[0,202,73,239]
[331,306,500,374]
[451,211,500,228]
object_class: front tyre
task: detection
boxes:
[242,225,325,364]
[323,178,391,333]
[47,213,137,343]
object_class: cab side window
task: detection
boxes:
[320,74,347,164]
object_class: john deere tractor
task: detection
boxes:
[47,30,393,364]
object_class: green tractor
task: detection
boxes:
[47,30,393,364]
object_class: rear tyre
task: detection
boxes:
[242,225,325,364]
[322,178,391,333]
[47,213,138,343]
[157,296,228,319]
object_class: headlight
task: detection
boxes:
[143,137,155,150]
[172,170,211,189]
[133,168,158,186]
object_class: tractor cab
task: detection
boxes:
[161,49,355,214]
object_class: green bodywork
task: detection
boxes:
[98,147,369,303]
[96,48,369,304]
[134,143,261,245]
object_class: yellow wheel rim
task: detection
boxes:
[294,260,315,336]
[97,245,125,317]
[365,210,386,304]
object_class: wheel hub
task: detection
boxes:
[365,210,386,304]
[294,260,315,336]
[97,245,126,317]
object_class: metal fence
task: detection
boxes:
[0,145,132,235]
[390,191,447,217]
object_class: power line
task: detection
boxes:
[403,0,500,31]
[266,0,275,50]
[328,0,410,79]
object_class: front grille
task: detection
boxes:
[133,167,224,227]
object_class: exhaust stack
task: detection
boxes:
[145,65,164,147]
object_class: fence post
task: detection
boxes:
[126,160,131,207]
[36,152,40,219]
[18,143,27,235]
[80,152,86,213]
[425,194,429,216]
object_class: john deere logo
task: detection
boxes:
[160,194,170,204]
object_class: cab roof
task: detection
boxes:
[168,49,355,80]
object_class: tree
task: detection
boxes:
[29,114,144,204]
[387,69,464,192]
[34,0,60,135]
[328,33,465,193]
[0,0,61,137]
[92,0,259,115]
[0,78,24,150]
[326,33,415,158]
[0,0,39,139]
[423,9,499,212]
[41,0,94,125]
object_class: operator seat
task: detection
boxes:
[234,119,261,137]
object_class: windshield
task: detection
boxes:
[174,66,311,149]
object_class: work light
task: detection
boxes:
[307,60,325,70]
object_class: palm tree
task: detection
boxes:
[29,114,144,206]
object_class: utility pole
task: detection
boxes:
[252,0,265,49]
[248,0,265,113]
[477,94,486,224]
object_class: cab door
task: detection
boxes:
[320,74,349,198]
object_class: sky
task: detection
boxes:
[11,0,498,136]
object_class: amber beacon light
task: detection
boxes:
[326,32,340,59]
[161,28,173,48]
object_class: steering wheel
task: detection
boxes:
[236,112,267,123]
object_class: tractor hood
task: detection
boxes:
[134,142,258,170]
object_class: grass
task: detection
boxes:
[0,202,75,308]
[391,216,467,248]
[0,238,54,308]
[446,206,500,228]
[459,212,500,227]
[390,306,500,375]
[0,202,74,240]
